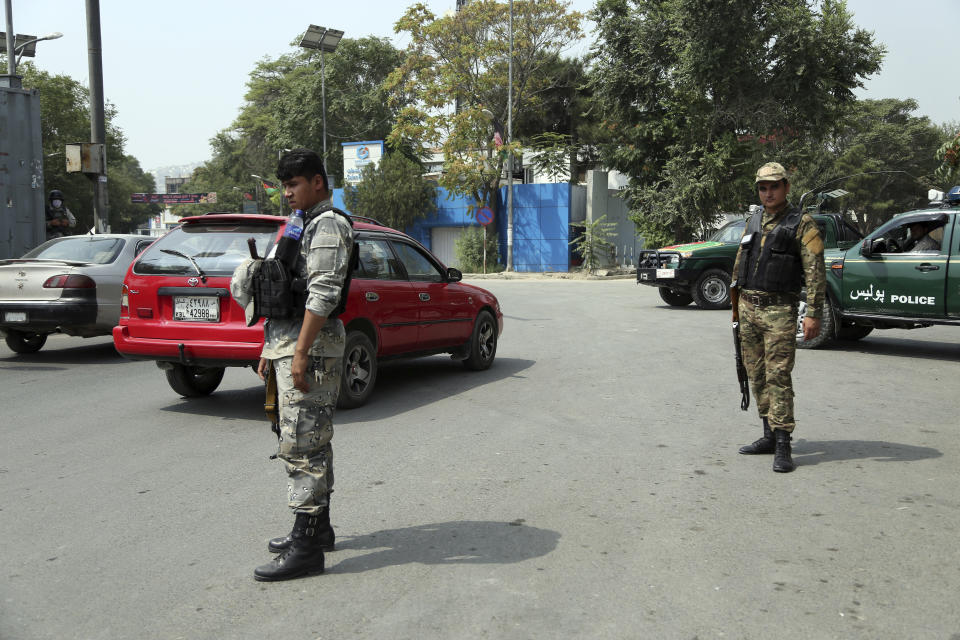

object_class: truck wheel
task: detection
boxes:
[4,330,47,354]
[658,288,693,307]
[796,294,834,349]
[165,364,225,397]
[692,269,731,310]
[837,323,874,341]
[338,331,377,409]
[463,310,498,371]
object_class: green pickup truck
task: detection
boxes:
[797,186,960,348]
[637,212,863,309]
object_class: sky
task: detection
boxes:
[6,0,959,175]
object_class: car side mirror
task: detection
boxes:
[860,238,883,257]
[446,267,462,282]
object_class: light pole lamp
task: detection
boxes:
[12,32,63,67]
[298,25,343,176]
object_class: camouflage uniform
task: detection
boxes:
[231,198,353,515]
[731,204,825,433]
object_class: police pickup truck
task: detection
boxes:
[637,212,863,309]
[797,186,960,348]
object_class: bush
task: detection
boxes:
[569,215,616,273]
[455,226,503,273]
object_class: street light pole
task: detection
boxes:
[4,0,14,77]
[298,26,343,179]
[321,47,328,170]
[506,0,514,271]
[251,174,265,214]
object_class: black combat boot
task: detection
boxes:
[739,417,775,454]
[772,429,795,473]
[254,512,326,582]
[268,503,334,553]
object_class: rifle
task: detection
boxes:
[731,287,750,411]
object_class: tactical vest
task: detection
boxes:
[737,206,804,293]
[249,207,359,325]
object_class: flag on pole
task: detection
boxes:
[261,181,279,195]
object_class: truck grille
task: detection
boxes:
[636,250,681,269]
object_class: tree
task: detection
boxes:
[343,152,437,230]
[178,36,406,216]
[815,99,945,233]
[387,0,585,214]
[18,62,160,233]
[588,0,884,244]
[569,215,616,273]
[933,128,960,189]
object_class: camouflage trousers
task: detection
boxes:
[738,298,798,432]
[271,355,342,515]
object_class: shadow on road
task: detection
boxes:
[342,356,535,423]
[159,386,266,421]
[793,439,942,466]
[329,520,560,574]
[0,339,124,369]
[157,356,535,424]
[820,336,960,361]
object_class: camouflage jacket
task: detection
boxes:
[230,198,353,359]
[732,204,826,319]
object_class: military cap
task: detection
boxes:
[755,162,789,183]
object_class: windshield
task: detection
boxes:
[134,223,280,277]
[21,237,125,263]
[709,220,746,243]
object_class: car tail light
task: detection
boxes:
[120,283,129,317]
[43,274,96,289]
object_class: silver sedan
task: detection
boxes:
[0,234,155,353]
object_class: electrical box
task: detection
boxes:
[66,143,106,174]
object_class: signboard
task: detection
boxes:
[131,193,218,204]
[342,140,384,185]
[66,143,106,174]
[476,206,494,226]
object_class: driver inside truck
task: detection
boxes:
[903,221,941,253]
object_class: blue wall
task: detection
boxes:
[333,183,571,273]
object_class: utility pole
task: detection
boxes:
[506,0,514,271]
[85,0,108,232]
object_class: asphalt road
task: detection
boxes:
[2,279,958,640]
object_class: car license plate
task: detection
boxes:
[655,269,675,279]
[4,311,27,323]
[173,296,219,322]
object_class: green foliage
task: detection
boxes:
[934,129,960,188]
[178,36,406,217]
[387,0,585,218]
[780,99,946,234]
[454,226,502,273]
[588,0,885,243]
[343,152,437,230]
[570,215,616,273]
[18,62,161,233]
[528,132,575,182]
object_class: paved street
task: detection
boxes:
[2,279,958,639]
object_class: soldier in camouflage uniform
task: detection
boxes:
[230,149,353,580]
[731,162,826,473]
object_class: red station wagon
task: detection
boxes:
[113,213,503,408]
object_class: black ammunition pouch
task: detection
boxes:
[249,259,302,324]
[246,206,356,326]
[738,207,804,293]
